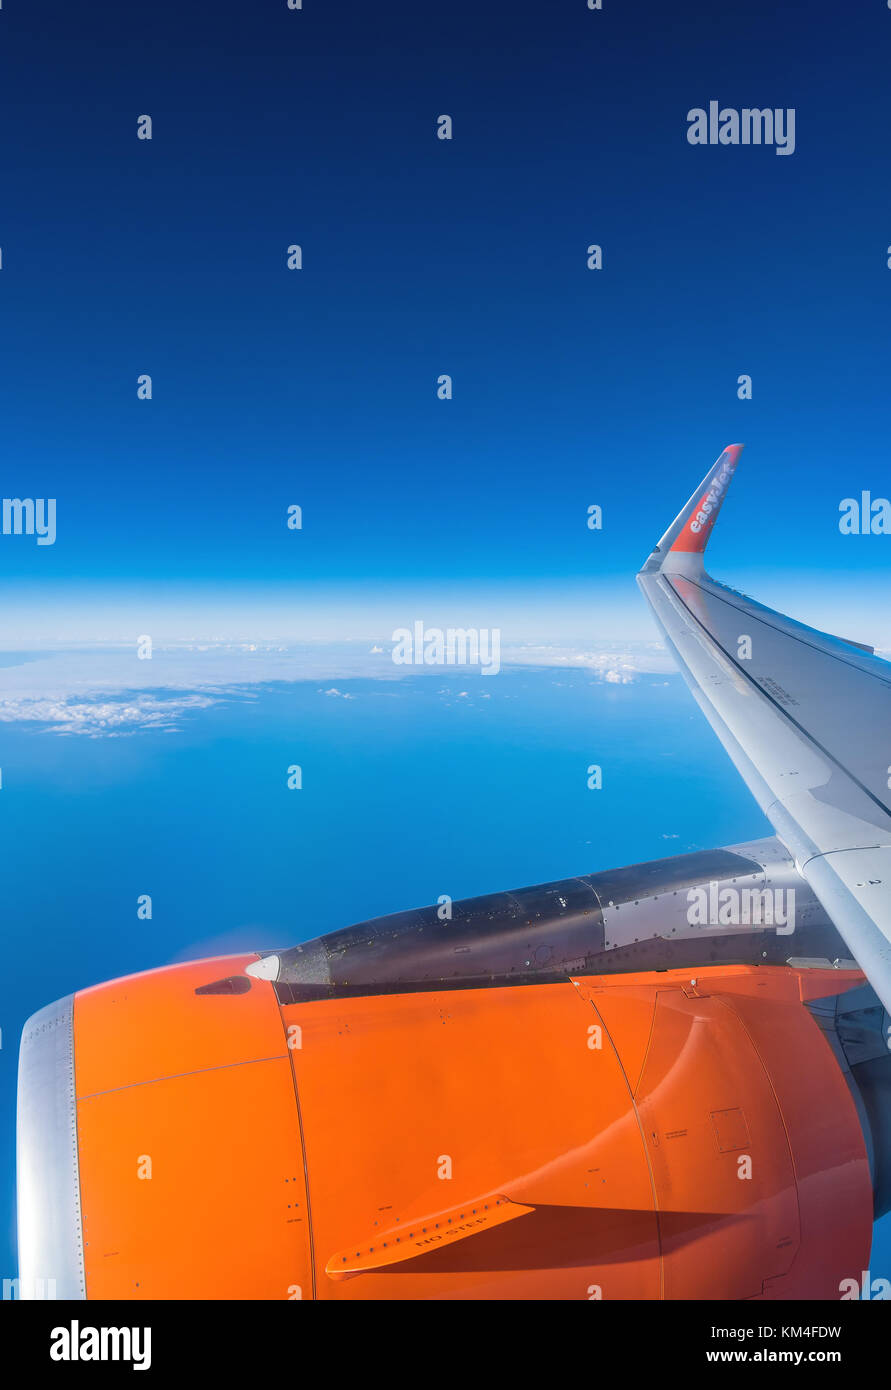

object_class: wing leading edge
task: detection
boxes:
[637,445,891,1015]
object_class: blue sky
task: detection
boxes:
[0,0,890,652]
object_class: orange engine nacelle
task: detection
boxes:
[17,958,873,1300]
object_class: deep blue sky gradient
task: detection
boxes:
[0,0,890,641]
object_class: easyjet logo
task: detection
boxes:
[689,461,734,534]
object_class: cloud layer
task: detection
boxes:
[0,639,675,735]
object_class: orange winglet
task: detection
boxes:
[669,443,742,554]
[325,1194,534,1280]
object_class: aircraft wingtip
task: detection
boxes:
[639,444,743,576]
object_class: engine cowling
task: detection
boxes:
[18,952,873,1300]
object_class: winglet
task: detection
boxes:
[639,445,743,577]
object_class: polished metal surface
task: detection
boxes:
[17,995,86,1299]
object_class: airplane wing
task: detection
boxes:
[637,445,891,1016]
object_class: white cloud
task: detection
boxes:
[501,642,673,681]
[0,693,215,736]
[0,637,675,736]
